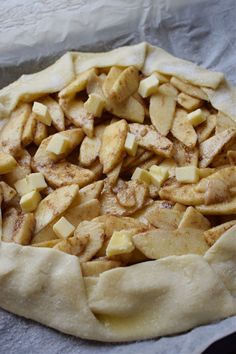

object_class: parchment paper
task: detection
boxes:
[0,0,236,353]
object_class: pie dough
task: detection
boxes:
[0,43,236,342]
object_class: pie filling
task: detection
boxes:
[1,63,236,277]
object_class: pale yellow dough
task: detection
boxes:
[0,43,236,342]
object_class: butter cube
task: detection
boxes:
[53,216,75,239]
[138,73,160,98]
[0,152,17,174]
[32,101,52,126]
[149,165,169,187]
[187,108,206,127]
[14,178,31,196]
[125,133,138,156]
[84,93,105,117]
[176,166,199,184]
[131,167,152,184]
[27,172,47,191]
[46,134,69,155]
[20,190,41,212]
[106,230,135,257]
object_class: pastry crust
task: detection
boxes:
[0,43,236,342]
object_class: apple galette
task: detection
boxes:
[0,43,236,342]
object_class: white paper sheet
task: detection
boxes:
[1,0,236,352]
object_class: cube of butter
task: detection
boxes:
[27,172,47,191]
[125,133,138,156]
[138,73,160,98]
[20,190,41,212]
[14,178,31,196]
[46,134,69,155]
[53,216,75,239]
[32,102,52,126]
[149,165,169,187]
[176,166,199,184]
[0,152,17,174]
[187,108,206,127]
[106,230,135,257]
[131,167,152,184]
[84,93,105,117]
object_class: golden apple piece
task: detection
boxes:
[196,167,236,193]
[79,122,107,167]
[178,206,210,231]
[79,136,101,167]
[0,103,31,155]
[199,128,236,168]
[108,95,145,124]
[173,203,187,212]
[34,184,79,233]
[59,99,94,137]
[4,150,31,186]
[132,200,175,224]
[159,182,204,205]
[102,67,124,98]
[64,198,100,227]
[76,180,104,205]
[157,83,178,97]
[196,196,236,215]
[172,138,198,167]
[0,181,16,203]
[204,220,236,246]
[171,109,197,148]
[177,92,203,111]
[107,161,123,186]
[21,112,37,146]
[86,71,106,97]
[13,212,35,245]
[100,119,128,174]
[75,220,105,262]
[115,179,149,210]
[149,93,176,136]
[0,152,17,175]
[33,121,48,146]
[170,76,209,100]
[146,207,184,230]
[54,234,89,256]
[100,179,149,216]
[94,214,148,238]
[110,66,139,102]
[215,111,236,134]
[89,159,103,180]
[31,223,58,244]
[107,247,148,266]
[204,179,230,205]
[38,161,95,189]
[40,96,65,131]
[81,258,121,277]
[198,168,215,179]
[2,207,18,242]
[59,68,98,99]
[32,239,61,248]
[122,149,153,172]
[133,228,209,259]
[196,114,216,143]
[129,123,173,158]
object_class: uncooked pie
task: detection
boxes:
[0,43,236,342]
